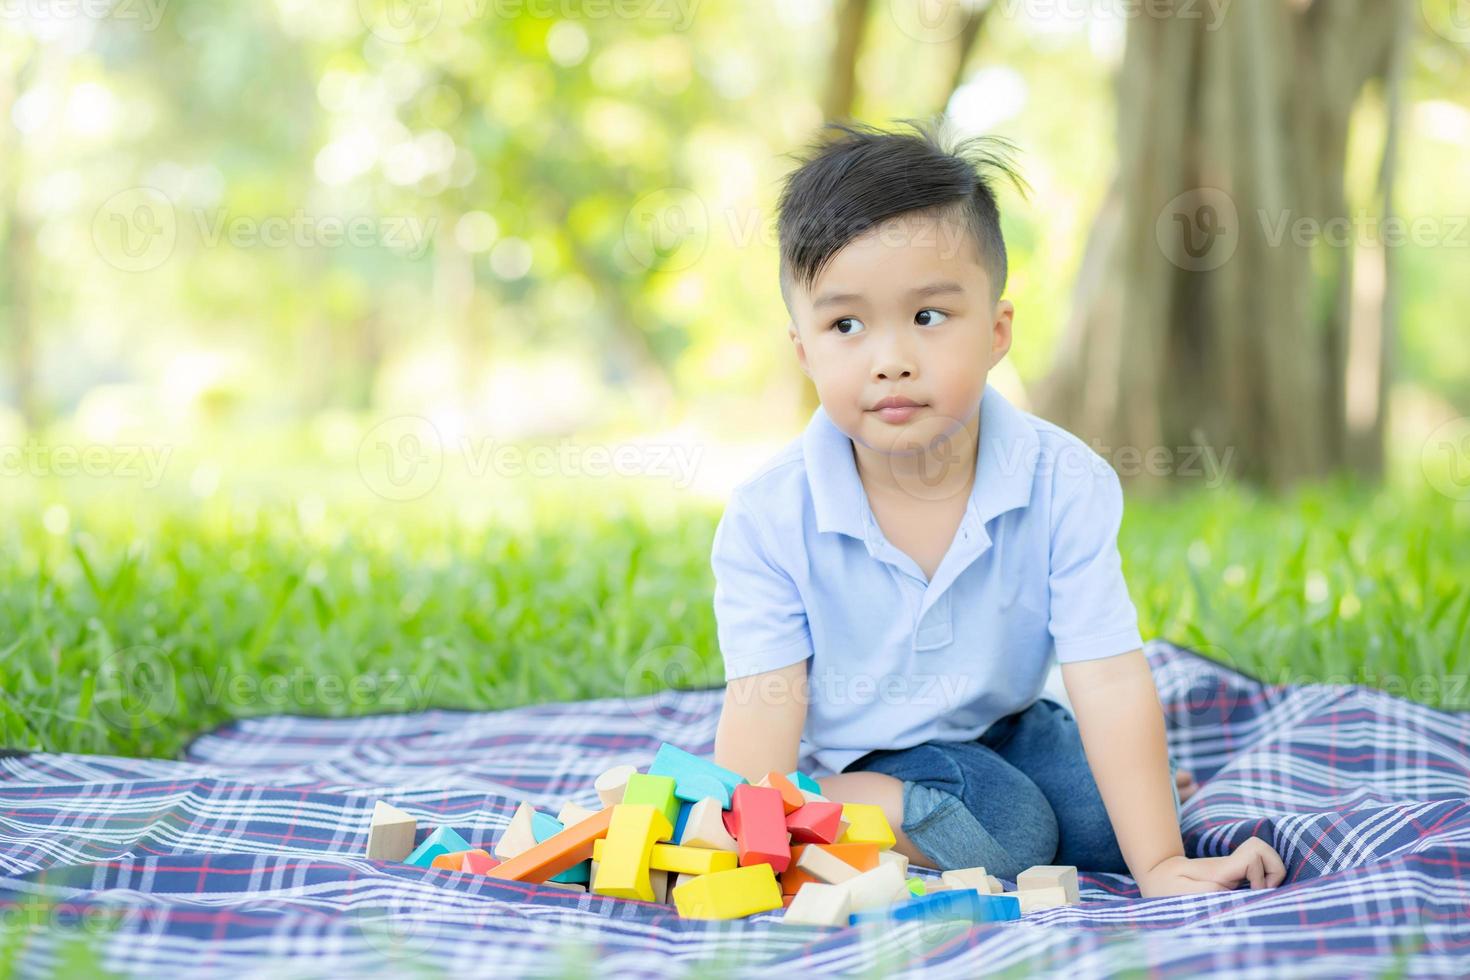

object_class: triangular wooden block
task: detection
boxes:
[366,800,417,861]
[679,798,738,851]
[493,802,540,860]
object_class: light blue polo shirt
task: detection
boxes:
[709,383,1144,777]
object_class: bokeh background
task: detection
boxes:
[1,0,1467,759]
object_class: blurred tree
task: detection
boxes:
[1038,0,1412,488]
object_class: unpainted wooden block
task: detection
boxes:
[841,862,908,913]
[594,764,640,807]
[795,845,862,885]
[1016,865,1079,905]
[679,798,738,851]
[493,802,540,860]
[940,866,992,894]
[1016,885,1070,913]
[877,850,909,878]
[782,881,851,927]
[366,800,417,861]
[556,802,597,828]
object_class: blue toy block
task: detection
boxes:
[849,889,1020,926]
[529,811,590,884]
[787,771,821,795]
[405,826,473,868]
[648,743,746,808]
[672,799,693,843]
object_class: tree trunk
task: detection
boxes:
[1037,0,1408,490]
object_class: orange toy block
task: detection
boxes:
[431,848,491,871]
[487,807,614,883]
[780,843,880,895]
[730,784,791,873]
[786,801,844,844]
[756,772,805,814]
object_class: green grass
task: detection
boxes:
[2,471,1467,760]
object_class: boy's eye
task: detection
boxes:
[831,317,866,336]
[916,308,949,327]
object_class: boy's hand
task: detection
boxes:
[1136,838,1287,898]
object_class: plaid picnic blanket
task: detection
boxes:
[1,639,1466,978]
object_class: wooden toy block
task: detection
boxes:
[650,748,742,807]
[731,784,791,872]
[487,807,613,883]
[836,804,896,849]
[793,845,863,885]
[556,802,597,827]
[650,868,670,903]
[461,850,500,874]
[781,881,851,927]
[672,800,693,843]
[405,826,473,869]
[785,801,844,844]
[679,799,738,851]
[781,843,880,895]
[877,850,909,878]
[906,877,926,897]
[787,770,822,795]
[522,809,591,884]
[722,808,739,838]
[1016,885,1070,913]
[941,867,993,894]
[592,840,739,877]
[668,873,696,903]
[841,862,908,913]
[595,764,639,807]
[976,893,1021,920]
[799,788,832,804]
[1016,865,1079,905]
[366,800,416,861]
[672,864,782,920]
[431,848,491,871]
[591,804,673,901]
[622,773,680,832]
[540,880,586,892]
[648,743,746,807]
[755,771,805,814]
[493,802,540,860]
[988,875,1002,893]
[850,888,1019,926]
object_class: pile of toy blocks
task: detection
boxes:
[364,742,1079,925]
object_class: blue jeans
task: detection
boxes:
[843,698,1181,877]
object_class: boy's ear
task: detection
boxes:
[989,299,1015,367]
[788,320,812,379]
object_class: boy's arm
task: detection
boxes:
[713,659,809,782]
[1064,650,1286,896]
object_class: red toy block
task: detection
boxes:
[786,801,844,844]
[461,850,500,874]
[731,784,790,873]
[722,808,739,839]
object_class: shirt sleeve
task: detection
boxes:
[1047,455,1145,663]
[709,489,814,681]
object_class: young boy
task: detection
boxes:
[710,121,1286,898]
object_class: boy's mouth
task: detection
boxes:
[868,396,927,424]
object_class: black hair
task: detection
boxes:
[776,117,1027,309]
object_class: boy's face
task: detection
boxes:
[787,212,1013,460]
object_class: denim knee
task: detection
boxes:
[900,781,1058,878]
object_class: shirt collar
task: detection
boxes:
[802,383,1040,541]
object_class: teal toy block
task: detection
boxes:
[787,771,821,795]
[405,826,473,868]
[648,743,746,808]
[849,889,1020,926]
[530,810,590,884]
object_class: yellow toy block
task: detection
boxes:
[1016,865,1079,905]
[595,764,639,807]
[592,840,738,876]
[672,863,783,920]
[365,801,416,861]
[782,881,851,927]
[1016,885,1070,913]
[836,804,896,849]
[940,866,993,894]
[591,804,672,901]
